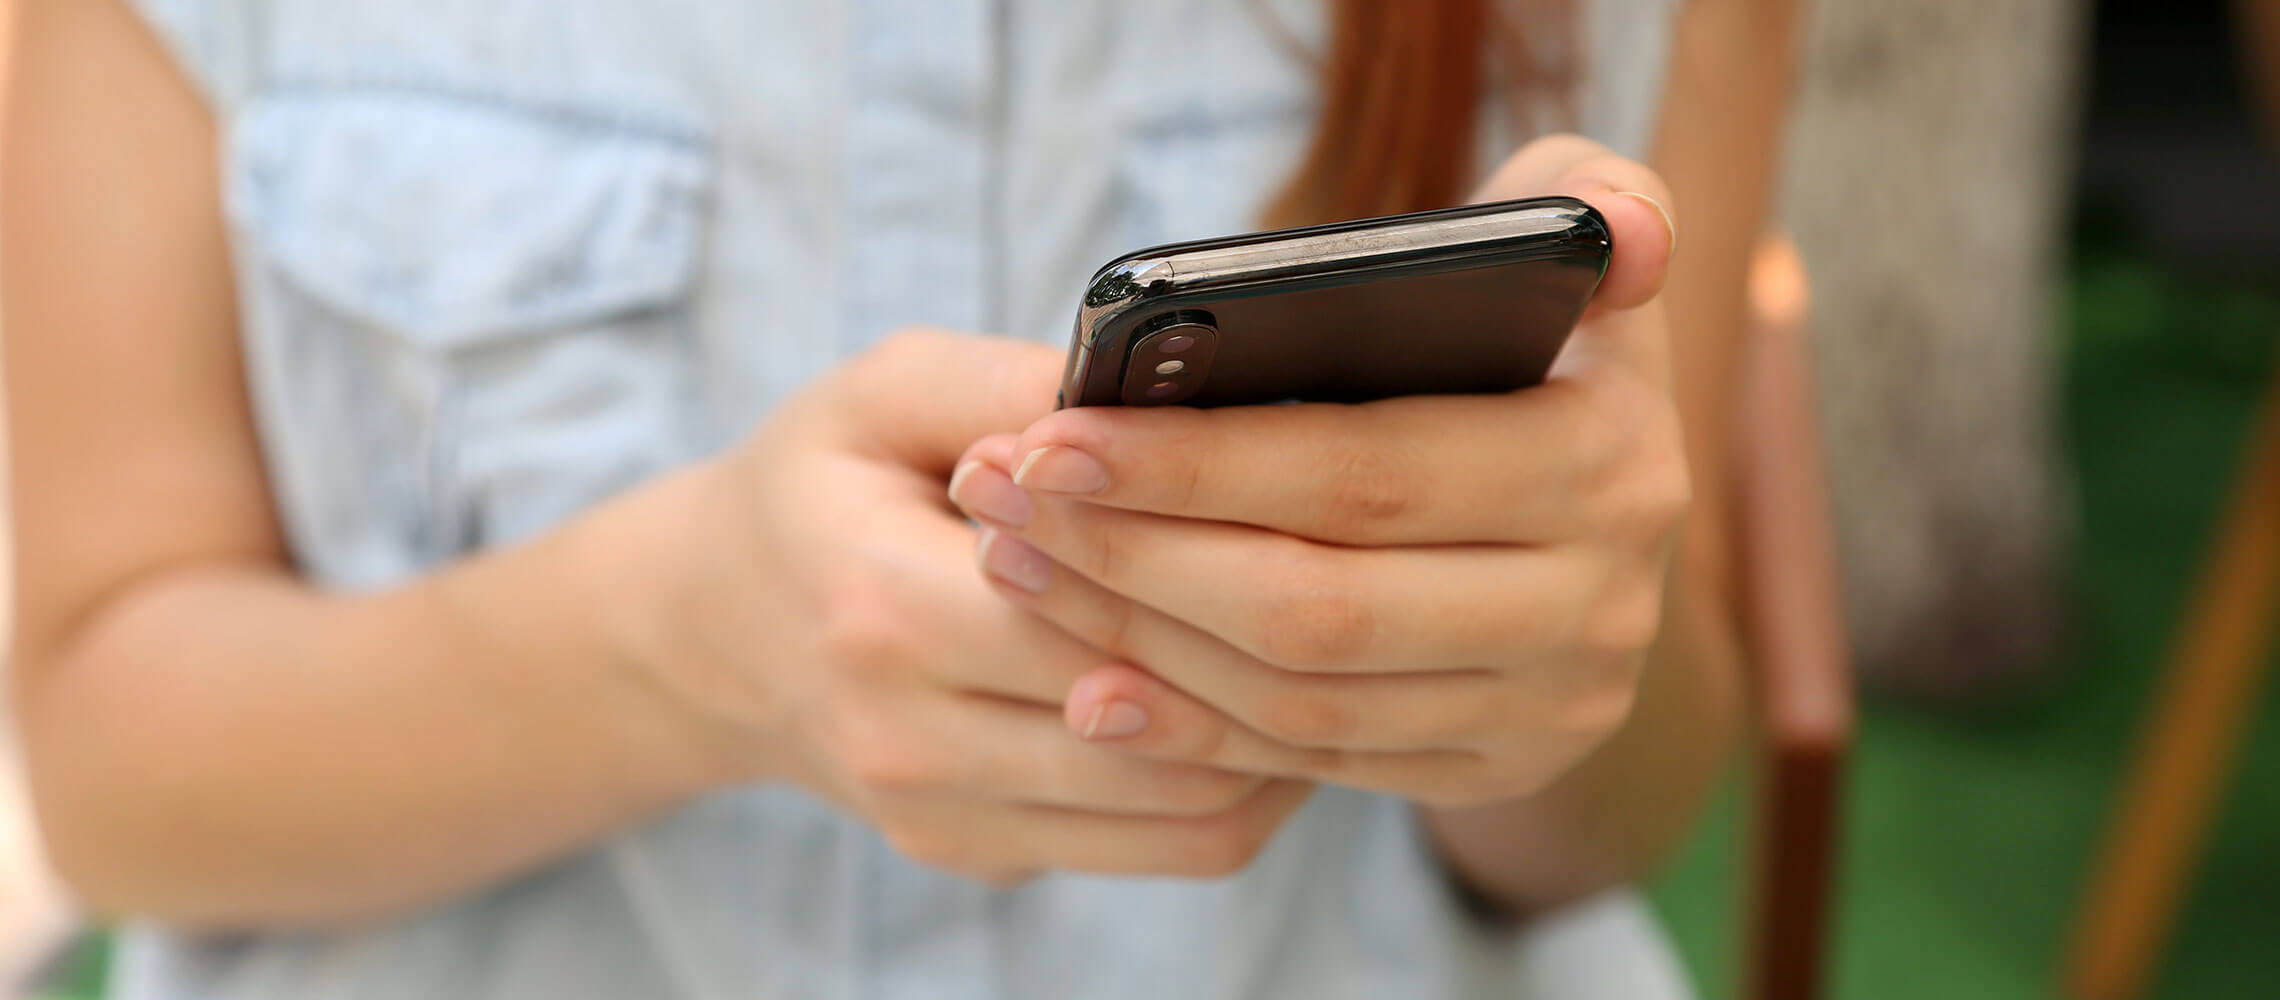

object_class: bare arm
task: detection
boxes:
[1,0,750,927]
[1418,0,1799,911]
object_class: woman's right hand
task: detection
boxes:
[637,328,1313,884]
[7,0,1301,923]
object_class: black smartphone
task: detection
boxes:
[1059,196,1610,409]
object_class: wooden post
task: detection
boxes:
[1736,237,1854,1000]
[2062,355,2280,999]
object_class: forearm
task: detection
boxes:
[15,465,741,929]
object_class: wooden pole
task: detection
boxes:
[2063,354,2280,999]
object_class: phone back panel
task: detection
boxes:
[1061,197,1609,409]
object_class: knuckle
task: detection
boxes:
[1577,579,1667,661]
[1079,518,1129,587]
[1252,686,1357,747]
[1181,817,1275,878]
[1167,705,1234,765]
[1096,586,1143,662]
[1524,666,1642,751]
[1577,385,1691,539]
[840,729,947,793]
[1609,425,1693,538]
[1256,592,1375,671]
[1635,459,1695,535]
[1563,382,1634,483]
[1256,593,1376,671]
[1561,672,1644,742]
[1155,419,1212,512]
[1172,444,1207,511]
[1318,445,1412,534]
[1251,554,1375,670]
[1158,767,1263,816]
[1577,684,1642,742]
[817,579,923,682]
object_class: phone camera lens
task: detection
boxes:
[1122,313,1218,406]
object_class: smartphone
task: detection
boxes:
[1059,196,1610,409]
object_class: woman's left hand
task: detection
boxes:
[948,137,1688,807]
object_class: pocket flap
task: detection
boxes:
[229,87,712,347]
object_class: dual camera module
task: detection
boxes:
[1119,310,1220,406]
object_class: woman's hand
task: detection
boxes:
[14,0,1303,920]
[947,138,1687,808]
[647,329,1311,883]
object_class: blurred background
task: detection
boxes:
[1,0,2275,997]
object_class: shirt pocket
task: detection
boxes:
[227,84,712,574]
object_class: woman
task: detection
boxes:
[3,0,1795,996]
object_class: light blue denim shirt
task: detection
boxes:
[119,2,1687,997]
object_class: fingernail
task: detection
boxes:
[949,461,1033,528]
[1013,445,1108,495]
[1616,191,1678,258]
[977,527,1052,593]
[1081,699,1150,740]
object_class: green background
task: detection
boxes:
[1648,226,2280,999]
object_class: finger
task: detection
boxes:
[953,431,1024,505]
[989,374,1672,545]
[1061,663,1341,772]
[1474,137,1675,387]
[995,778,1318,879]
[1059,663,1496,803]
[825,328,1063,476]
[925,693,1265,817]
[883,777,1314,880]
[996,543,1633,803]
[891,498,1109,704]
[988,562,1518,753]
[1473,134,1675,314]
[952,463,1604,672]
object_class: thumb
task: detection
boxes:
[825,327,1065,475]
[1474,136,1677,381]
[1472,134,1676,315]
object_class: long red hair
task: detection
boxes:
[1263,0,1575,228]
